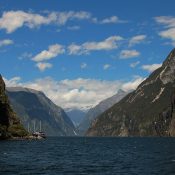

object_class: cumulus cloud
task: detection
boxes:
[0,10,55,33]
[159,28,175,45]
[101,16,122,24]
[129,35,146,47]
[36,62,52,71]
[55,11,91,25]
[0,39,13,47]
[3,76,21,87]
[0,10,91,33]
[154,16,175,46]
[120,49,140,59]
[32,44,65,62]
[141,63,162,73]
[92,15,126,24]
[130,61,140,68]
[121,76,145,91]
[103,64,111,70]
[80,63,87,69]
[154,16,175,28]
[68,36,123,55]
[4,76,144,109]
[0,11,124,33]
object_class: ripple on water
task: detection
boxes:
[0,137,175,175]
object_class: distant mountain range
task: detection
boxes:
[7,87,76,136]
[0,76,27,139]
[78,89,128,135]
[65,108,88,127]
[87,49,175,136]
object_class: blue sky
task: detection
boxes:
[1,0,175,109]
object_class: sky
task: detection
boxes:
[0,0,175,109]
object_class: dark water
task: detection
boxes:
[0,137,175,175]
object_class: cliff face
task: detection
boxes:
[7,87,76,136]
[87,49,175,137]
[0,75,27,139]
[78,90,128,135]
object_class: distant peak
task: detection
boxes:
[163,48,175,65]
[118,89,125,94]
[6,86,42,94]
[160,48,175,84]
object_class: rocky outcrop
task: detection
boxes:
[87,48,175,137]
[0,75,27,139]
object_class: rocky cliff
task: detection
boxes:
[79,90,128,135]
[0,75,27,139]
[7,87,76,136]
[87,48,175,137]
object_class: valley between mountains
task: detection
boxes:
[1,49,175,138]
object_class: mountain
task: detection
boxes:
[0,75,27,139]
[65,108,87,127]
[78,89,128,135]
[87,48,175,137]
[7,87,76,136]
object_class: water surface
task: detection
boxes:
[0,137,175,175]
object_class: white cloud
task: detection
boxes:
[159,28,175,45]
[32,44,65,62]
[18,52,32,60]
[130,61,140,68]
[3,76,21,87]
[68,36,123,55]
[0,11,125,33]
[67,25,80,30]
[36,62,52,71]
[129,35,146,47]
[92,15,126,24]
[4,76,144,109]
[120,50,140,59]
[55,11,91,25]
[154,16,175,46]
[0,10,91,33]
[154,16,175,28]
[68,44,82,55]
[122,76,145,91]
[80,63,87,69]
[0,10,55,33]
[0,39,13,47]
[100,16,121,24]
[141,63,162,73]
[103,64,111,70]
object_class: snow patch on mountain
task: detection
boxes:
[152,87,165,103]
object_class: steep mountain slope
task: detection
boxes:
[79,90,128,135]
[65,108,87,127]
[87,48,175,137]
[0,76,27,139]
[7,87,76,136]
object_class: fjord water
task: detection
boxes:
[0,137,175,175]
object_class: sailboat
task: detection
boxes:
[32,120,46,139]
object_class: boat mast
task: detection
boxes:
[39,120,41,132]
[27,123,30,133]
[34,120,36,133]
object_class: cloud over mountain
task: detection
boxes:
[4,76,144,109]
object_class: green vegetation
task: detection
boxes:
[0,75,28,139]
